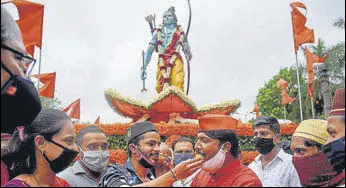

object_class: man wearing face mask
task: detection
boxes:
[190,114,262,187]
[291,119,345,187]
[248,116,301,187]
[1,6,42,186]
[99,121,202,187]
[323,88,345,186]
[58,125,110,187]
[172,137,199,187]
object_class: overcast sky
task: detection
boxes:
[3,0,345,123]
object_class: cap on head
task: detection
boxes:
[293,119,328,145]
[198,114,238,132]
[329,88,345,117]
[126,121,158,144]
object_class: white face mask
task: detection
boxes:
[80,147,110,172]
[201,144,226,173]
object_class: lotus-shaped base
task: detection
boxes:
[105,86,241,123]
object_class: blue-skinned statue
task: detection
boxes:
[141,7,192,93]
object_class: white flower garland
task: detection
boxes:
[197,99,241,113]
[105,88,241,119]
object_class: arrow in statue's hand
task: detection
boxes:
[141,50,147,93]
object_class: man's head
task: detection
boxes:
[127,122,160,168]
[291,119,328,157]
[159,143,173,163]
[76,125,109,173]
[252,116,281,154]
[76,125,108,152]
[157,143,173,172]
[195,115,239,161]
[1,6,25,87]
[323,88,345,174]
[1,7,41,134]
[172,137,194,155]
[163,7,178,25]
[326,88,345,144]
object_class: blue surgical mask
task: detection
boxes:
[173,153,194,166]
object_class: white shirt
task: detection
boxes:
[173,169,201,187]
[248,149,301,187]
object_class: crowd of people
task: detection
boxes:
[1,5,345,187]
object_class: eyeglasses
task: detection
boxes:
[1,44,37,77]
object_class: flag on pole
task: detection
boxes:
[10,0,44,55]
[252,104,260,118]
[290,2,315,52]
[94,116,100,124]
[32,72,56,99]
[282,89,296,106]
[63,99,80,119]
[305,48,327,99]
[277,78,296,106]
[277,78,289,90]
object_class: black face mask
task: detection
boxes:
[1,61,42,134]
[323,136,345,174]
[42,139,79,174]
[254,137,276,155]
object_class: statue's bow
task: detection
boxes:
[186,0,192,95]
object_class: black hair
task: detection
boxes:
[172,137,194,151]
[2,108,71,179]
[76,125,104,146]
[252,116,280,135]
[127,134,145,157]
[304,139,323,151]
[203,130,239,158]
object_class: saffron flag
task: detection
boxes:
[277,78,289,90]
[32,72,56,99]
[11,0,44,55]
[252,104,260,118]
[282,89,296,106]
[94,116,100,124]
[305,48,327,99]
[63,99,80,119]
[290,2,315,52]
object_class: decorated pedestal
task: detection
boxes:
[105,86,241,123]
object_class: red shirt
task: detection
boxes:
[191,158,262,187]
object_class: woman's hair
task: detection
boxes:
[2,108,71,178]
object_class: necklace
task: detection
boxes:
[32,173,42,187]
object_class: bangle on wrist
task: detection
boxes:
[170,169,178,181]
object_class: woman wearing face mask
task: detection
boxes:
[2,108,79,187]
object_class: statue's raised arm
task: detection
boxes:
[141,7,192,94]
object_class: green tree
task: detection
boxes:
[333,17,345,29]
[40,96,62,109]
[256,68,310,123]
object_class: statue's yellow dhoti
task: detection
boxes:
[156,58,184,93]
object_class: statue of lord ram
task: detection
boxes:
[141,7,193,93]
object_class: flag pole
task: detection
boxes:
[310,97,315,119]
[294,53,304,122]
[37,4,45,90]
[284,106,287,120]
